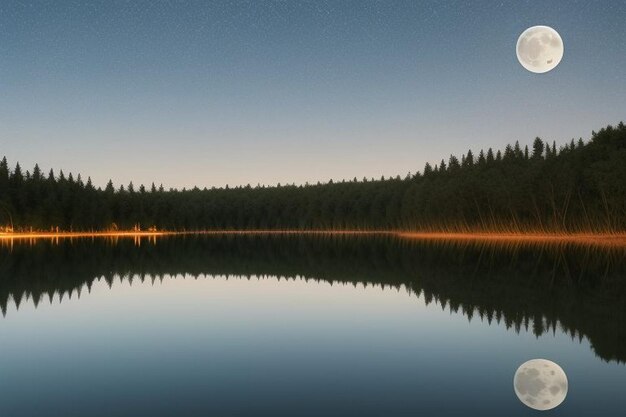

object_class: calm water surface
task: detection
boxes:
[0,235,625,416]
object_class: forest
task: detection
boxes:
[1,122,625,232]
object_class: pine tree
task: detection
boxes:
[448,155,460,171]
[532,137,544,159]
[423,162,433,176]
[486,148,495,164]
[478,150,486,166]
[465,150,474,167]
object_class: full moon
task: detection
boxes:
[516,26,564,73]
[514,359,568,411]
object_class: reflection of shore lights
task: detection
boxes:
[514,359,568,410]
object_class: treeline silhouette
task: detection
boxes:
[1,123,625,232]
[1,234,625,362]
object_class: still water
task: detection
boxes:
[0,234,625,416]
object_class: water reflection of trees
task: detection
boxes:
[1,234,625,362]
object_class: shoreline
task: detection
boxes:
[1,230,626,247]
[396,232,626,248]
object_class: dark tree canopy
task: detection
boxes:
[1,122,625,232]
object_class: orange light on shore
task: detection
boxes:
[0,231,167,239]
[0,230,625,249]
[396,232,626,248]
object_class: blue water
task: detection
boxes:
[0,236,624,416]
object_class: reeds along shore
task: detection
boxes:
[1,123,625,233]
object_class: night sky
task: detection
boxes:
[1,0,625,189]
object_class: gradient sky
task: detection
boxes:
[1,0,625,189]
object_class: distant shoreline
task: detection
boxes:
[396,232,626,248]
[1,230,626,248]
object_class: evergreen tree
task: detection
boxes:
[532,137,544,159]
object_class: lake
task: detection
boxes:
[0,234,625,416]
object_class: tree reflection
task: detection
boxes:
[0,234,625,362]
